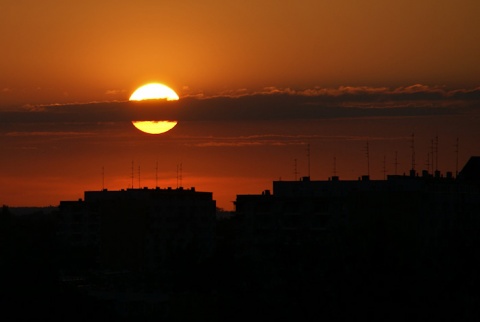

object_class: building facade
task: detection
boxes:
[235,157,480,263]
[58,187,216,272]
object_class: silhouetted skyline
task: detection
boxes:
[2,156,480,320]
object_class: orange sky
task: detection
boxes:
[2,0,480,104]
[1,1,480,209]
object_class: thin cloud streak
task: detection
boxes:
[5,131,97,137]
[183,134,412,148]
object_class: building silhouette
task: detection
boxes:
[58,187,216,272]
[5,158,480,320]
[230,157,480,319]
[235,156,480,267]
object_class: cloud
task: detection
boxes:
[105,89,127,95]
[392,84,440,94]
[448,87,480,100]
[193,141,265,147]
[5,131,96,137]
[0,84,478,125]
[179,133,414,148]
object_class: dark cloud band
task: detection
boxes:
[1,85,479,124]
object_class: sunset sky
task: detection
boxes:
[1,0,479,210]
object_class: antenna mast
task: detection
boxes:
[365,140,370,176]
[294,158,298,181]
[426,153,430,173]
[179,163,183,187]
[138,165,141,188]
[383,155,386,180]
[102,166,104,190]
[430,139,434,173]
[176,163,183,188]
[394,151,398,175]
[410,133,415,171]
[307,143,311,178]
[155,160,158,187]
[131,160,134,189]
[333,156,337,177]
[455,137,459,177]
[435,135,439,172]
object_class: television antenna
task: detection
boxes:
[155,160,158,187]
[131,160,134,188]
[364,140,370,176]
[333,156,337,177]
[294,158,298,181]
[306,143,311,178]
[455,137,459,177]
[410,133,415,171]
[394,151,398,175]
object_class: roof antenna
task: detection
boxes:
[394,151,398,175]
[179,162,183,188]
[102,166,105,190]
[333,156,337,177]
[383,154,386,180]
[155,160,158,188]
[294,158,298,181]
[176,163,183,188]
[430,138,434,174]
[307,143,311,178]
[455,137,459,177]
[131,160,134,189]
[426,153,431,173]
[364,140,370,176]
[138,165,141,188]
[410,133,416,171]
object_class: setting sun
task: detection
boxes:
[129,83,179,134]
[129,83,179,101]
[131,120,178,134]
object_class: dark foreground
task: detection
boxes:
[1,206,480,321]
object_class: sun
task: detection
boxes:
[131,120,178,134]
[129,83,179,101]
[129,83,179,134]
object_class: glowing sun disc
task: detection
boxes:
[129,83,179,134]
[129,83,179,101]
[132,120,178,134]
